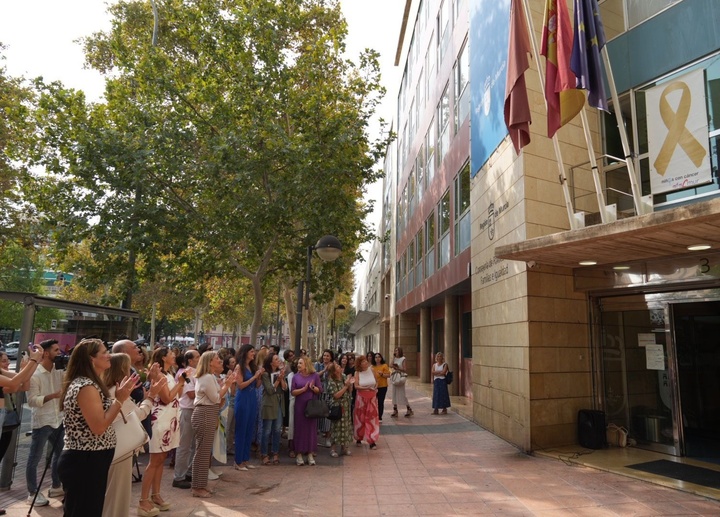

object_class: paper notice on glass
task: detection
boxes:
[638,333,656,347]
[645,345,665,370]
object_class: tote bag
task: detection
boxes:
[111,409,149,464]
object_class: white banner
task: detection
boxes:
[646,68,711,195]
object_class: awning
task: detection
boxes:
[495,197,720,269]
[347,310,380,335]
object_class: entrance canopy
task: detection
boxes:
[348,310,380,335]
[495,198,720,269]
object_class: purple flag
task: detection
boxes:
[570,0,608,111]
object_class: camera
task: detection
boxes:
[54,354,70,370]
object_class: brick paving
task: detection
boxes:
[2,386,720,515]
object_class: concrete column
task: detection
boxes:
[419,307,431,383]
[444,295,458,396]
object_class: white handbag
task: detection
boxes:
[390,371,407,386]
[111,408,149,464]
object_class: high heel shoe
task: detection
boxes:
[151,494,170,511]
[137,499,160,517]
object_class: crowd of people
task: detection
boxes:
[0,337,453,517]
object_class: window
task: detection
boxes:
[425,212,435,278]
[425,33,436,99]
[438,191,451,268]
[415,229,424,285]
[416,144,425,201]
[437,0,451,66]
[417,69,425,115]
[627,0,681,29]
[438,83,451,163]
[426,117,436,186]
[407,241,415,292]
[454,162,471,254]
[454,40,470,130]
[399,252,406,298]
[408,98,416,143]
[408,168,416,219]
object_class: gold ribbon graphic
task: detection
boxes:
[654,81,706,176]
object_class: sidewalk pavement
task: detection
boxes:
[4,385,720,516]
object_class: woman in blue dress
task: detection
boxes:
[233,344,264,470]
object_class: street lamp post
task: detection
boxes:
[294,235,342,356]
[331,304,346,352]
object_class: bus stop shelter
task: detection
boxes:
[0,291,139,489]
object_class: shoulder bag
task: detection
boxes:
[2,396,21,431]
[112,406,150,464]
[390,371,407,386]
[445,371,453,385]
[305,398,330,419]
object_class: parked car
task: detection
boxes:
[4,342,20,359]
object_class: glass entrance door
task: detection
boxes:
[598,299,677,455]
[672,301,720,459]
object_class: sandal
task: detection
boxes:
[137,500,159,517]
[289,451,296,458]
[330,450,339,458]
[441,409,448,414]
[233,463,248,471]
[391,409,398,417]
[432,410,439,415]
[262,455,271,466]
[272,454,280,464]
[151,494,170,511]
[191,489,212,498]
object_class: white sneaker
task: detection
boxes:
[48,486,65,498]
[207,469,219,480]
[307,453,316,466]
[28,493,49,507]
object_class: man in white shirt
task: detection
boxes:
[25,339,65,507]
[172,350,200,489]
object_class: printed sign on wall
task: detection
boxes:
[646,68,711,195]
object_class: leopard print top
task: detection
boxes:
[62,377,116,450]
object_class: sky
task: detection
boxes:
[0,0,406,302]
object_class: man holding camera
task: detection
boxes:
[26,339,65,507]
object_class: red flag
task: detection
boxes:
[541,0,585,137]
[504,0,532,154]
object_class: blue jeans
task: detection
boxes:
[26,425,64,494]
[261,407,282,456]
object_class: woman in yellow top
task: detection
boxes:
[371,353,391,422]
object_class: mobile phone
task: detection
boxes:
[181,372,189,382]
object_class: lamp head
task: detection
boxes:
[314,235,342,262]
[336,304,346,311]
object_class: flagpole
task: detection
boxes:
[521,0,580,230]
[602,48,647,215]
[579,108,614,223]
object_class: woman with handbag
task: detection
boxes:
[57,338,137,517]
[290,357,322,466]
[325,363,353,457]
[317,349,334,448]
[353,355,380,449]
[260,352,286,465]
[390,347,413,417]
[192,351,236,498]
[431,352,451,415]
[102,355,165,517]
[138,347,186,516]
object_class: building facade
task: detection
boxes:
[368,0,720,462]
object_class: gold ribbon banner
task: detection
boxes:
[653,81,706,176]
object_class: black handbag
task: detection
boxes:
[305,398,330,419]
[445,371,454,385]
[3,396,21,431]
[328,404,342,421]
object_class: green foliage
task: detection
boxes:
[19,0,390,341]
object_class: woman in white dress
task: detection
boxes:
[138,347,186,516]
[390,347,413,418]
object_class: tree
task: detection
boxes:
[25,0,390,346]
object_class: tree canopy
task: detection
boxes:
[20,0,388,342]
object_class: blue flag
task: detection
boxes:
[570,0,608,111]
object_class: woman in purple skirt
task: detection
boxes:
[290,358,322,466]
